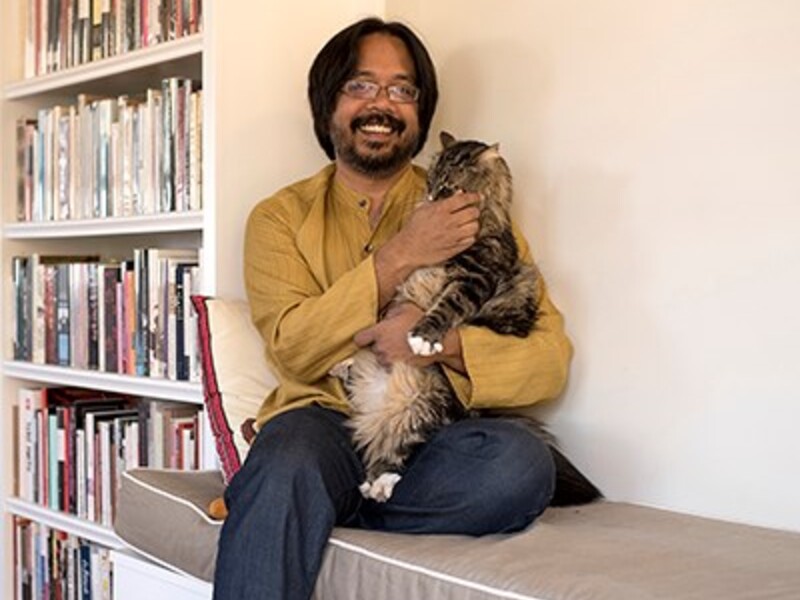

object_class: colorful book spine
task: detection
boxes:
[12,251,200,381]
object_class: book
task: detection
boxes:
[98,262,121,373]
[55,263,70,366]
[145,248,198,378]
[17,119,37,221]
[43,264,59,364]
[12,256,31,361]
[86,406,137,524]
[17,388,47,502]
[145,400,201,468]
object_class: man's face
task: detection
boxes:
[329,33,421,178]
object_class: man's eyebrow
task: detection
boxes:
[351,69,416,82]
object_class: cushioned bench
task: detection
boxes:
[113,297,800,598]
[114,467,800,599]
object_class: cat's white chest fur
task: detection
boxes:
[345,350,390,413]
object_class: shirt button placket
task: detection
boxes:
[359,198,373,254]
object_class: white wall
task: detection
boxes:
[390,0,800,531]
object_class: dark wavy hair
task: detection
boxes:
[308,18,439,160]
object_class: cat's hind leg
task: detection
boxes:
[360,472,402,502]
[349,362,459,502]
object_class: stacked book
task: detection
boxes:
[16,387,204,527]
[16,77,202,223]
[11,248,201,381]
[14,517,113,600]
[25,0,204,77]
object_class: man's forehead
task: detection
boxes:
[354,33,416,80]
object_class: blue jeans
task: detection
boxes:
[212,406,555,599]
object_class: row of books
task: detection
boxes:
[16,387,204,527]
[14,517,112,600]
[25,0,204,78]
[16,77,203,223]
[11,248,202,382]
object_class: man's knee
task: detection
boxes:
[227,406,363,515]
[442,418,555,531]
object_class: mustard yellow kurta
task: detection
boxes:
[244,163,573,428]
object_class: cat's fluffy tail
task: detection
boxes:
[547,444,603,506]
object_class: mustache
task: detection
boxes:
[350,112,406,134]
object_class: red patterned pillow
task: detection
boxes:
[191,296,277,483]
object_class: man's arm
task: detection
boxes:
[354,302,466,372]
[373,193,480,309]
[448,285,572,409]
[355,225,573,409]
[245,198,379,384]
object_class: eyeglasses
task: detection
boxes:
[341,79,420,104]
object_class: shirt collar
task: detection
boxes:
[330,163,421,211]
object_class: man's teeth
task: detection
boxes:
[360,123,392,134]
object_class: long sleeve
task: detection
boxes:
[244,192,378,385]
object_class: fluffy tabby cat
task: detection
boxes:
[339,131,569,502]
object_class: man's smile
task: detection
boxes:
[351,112,406,138]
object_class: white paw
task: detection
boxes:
[407,334,443,356]
[361,472,402,502]
[358,481,372,498]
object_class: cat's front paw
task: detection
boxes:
[360,472,402,502]
[407,333,444,356]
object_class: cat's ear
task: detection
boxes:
[440,131,456,148]
[478,143,501,162]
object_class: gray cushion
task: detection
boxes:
[114,469,224,581]
[115,469,800,598]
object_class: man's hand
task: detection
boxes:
[354,303,424,367]
[354,303,465,372]
[395,192,480,267]
[374,192,480,308]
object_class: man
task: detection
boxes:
[213,17,573,600]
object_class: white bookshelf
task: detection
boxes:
[4,35,204,100]
[3,211,204,240]
[1,2,216,597]
[2,361,203,404]
[5,497,123,550]
[112,551,212,600]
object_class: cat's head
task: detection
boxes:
[425,131,509,205]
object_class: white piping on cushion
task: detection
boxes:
[327,535,546,600]
[121,470,224,527]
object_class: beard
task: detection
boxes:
[330,112,419,178]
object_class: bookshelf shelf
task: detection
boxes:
[4,34,204,100]
[4,211,204,239]
[3,361,203,404]
[5,497,124,549]
[0,0,218,593]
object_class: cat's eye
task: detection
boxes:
[430,185,455,201]
[342,79,420,103]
